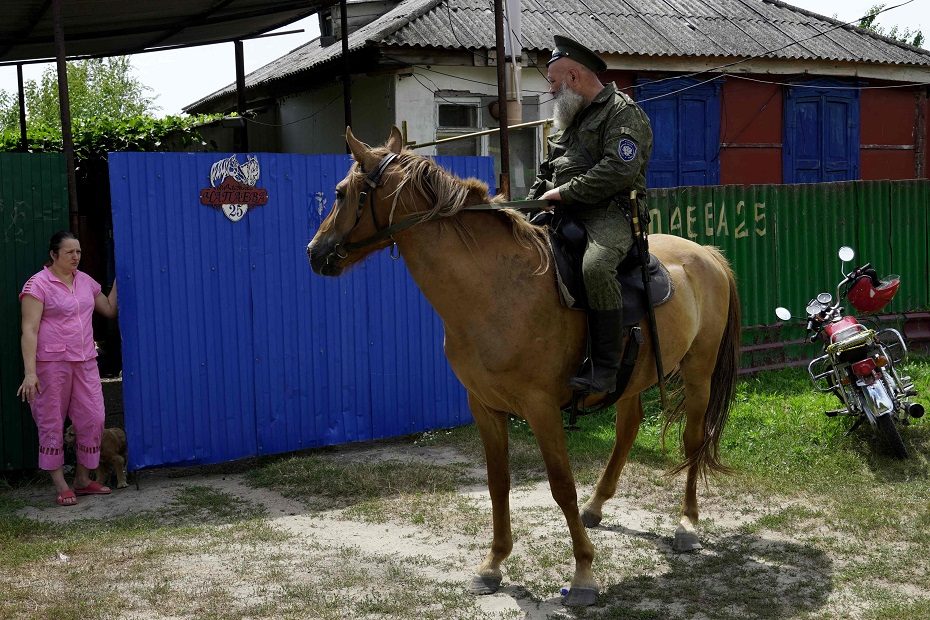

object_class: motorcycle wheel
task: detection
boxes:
[876,414,908,459]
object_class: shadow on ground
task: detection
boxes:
[511,526,832,620]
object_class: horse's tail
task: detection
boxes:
[667,246,741,478]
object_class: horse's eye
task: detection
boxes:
[335,189,345,201]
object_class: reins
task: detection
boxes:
[336,153,547,256]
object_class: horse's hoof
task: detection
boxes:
[561,586,598,607]
[581,508,602,528]
[469,574,502,595]
[673,525,702,552]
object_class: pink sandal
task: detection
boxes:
[74,481,111,496]
[56,489,78,506]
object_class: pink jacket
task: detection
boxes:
[20,267,101,362]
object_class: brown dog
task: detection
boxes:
[64,426,129,489]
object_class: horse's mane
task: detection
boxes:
[358,147,551,275]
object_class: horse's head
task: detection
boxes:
[308,126,406,276]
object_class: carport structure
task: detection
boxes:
[0,0,329,230]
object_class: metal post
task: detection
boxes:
[16,64,27,152]
[916,90,926,179]
[340,0,352,152]
[52,0,79,233]
[234,40,248,152]
[493,0,511,199]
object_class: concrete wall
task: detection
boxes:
[278,75,395,153]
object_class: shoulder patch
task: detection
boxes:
[618,138,638,162]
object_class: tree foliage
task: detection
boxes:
[0,56,219,164]
[858,4,925,48]
[0,115,215,158]
[0,57,158,134]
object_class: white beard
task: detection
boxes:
[553,84,587,130]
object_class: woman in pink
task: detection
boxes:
[17,231,118,506]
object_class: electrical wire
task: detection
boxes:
[250,0,924,124]
[726,73,930,90]
[626,0,919,91]
[244,92,342,127]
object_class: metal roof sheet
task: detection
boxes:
[187,0,930,112]
[1,1,325,65]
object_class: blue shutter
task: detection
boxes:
[784,81,859,183]
[636,78,721,188]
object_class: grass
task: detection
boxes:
[1,358,929,619]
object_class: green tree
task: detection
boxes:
[859,4,925,48]
[0,56,155,134]
[0,90,19,132]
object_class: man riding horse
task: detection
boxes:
[529,35,654,395]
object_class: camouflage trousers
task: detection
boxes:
[574,203,633,311]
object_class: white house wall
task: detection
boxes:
[394,64,552,157]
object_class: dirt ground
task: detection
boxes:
[7,440,897,619]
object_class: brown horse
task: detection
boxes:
[308,127,741,606]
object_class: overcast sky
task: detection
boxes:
[0,1,927,118]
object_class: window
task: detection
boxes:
[436,99,482,157]
[434,96,542,197]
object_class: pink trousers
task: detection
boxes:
[31,360,104,471]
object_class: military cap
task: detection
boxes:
[547,35,607,73]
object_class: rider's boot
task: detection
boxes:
[570,309,623,394]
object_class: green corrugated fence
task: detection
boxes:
[646,179,930,371]
[0,153,69,471]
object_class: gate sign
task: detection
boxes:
[199,154,268,222]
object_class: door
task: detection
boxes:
[784,81,860,183]
[636,78,721,188]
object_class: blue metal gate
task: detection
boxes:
[109,152,494,470]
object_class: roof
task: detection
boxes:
[186,0,930,112]
[0,1,329,65]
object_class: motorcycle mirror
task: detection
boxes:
[838,246,855,262]
[775,307,792,321]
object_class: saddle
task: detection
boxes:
[532,211,673,318]
[531,210,674,422]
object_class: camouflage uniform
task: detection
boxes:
[529,83,653,311]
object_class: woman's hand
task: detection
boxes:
[17,373,40,403]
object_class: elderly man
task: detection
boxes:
[528,35,654,394]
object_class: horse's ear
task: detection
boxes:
[385,126,404,154]
[345,127,372,162]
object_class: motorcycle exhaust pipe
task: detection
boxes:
[906,402,925,419]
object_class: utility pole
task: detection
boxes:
[493,0,511,199]
[340,0,352,153]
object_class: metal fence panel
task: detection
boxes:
[0,153,69,470]
[888,181,929,312]
[645,179,930,371]
[110,152,492,470]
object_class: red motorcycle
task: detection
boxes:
[776,247,923,458]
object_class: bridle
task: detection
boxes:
[326,151,539,263]
[331,152,434,259]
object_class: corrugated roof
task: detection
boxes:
[186,0,930,111]
[1,1,323,65]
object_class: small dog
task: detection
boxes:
[64,425,129,489]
